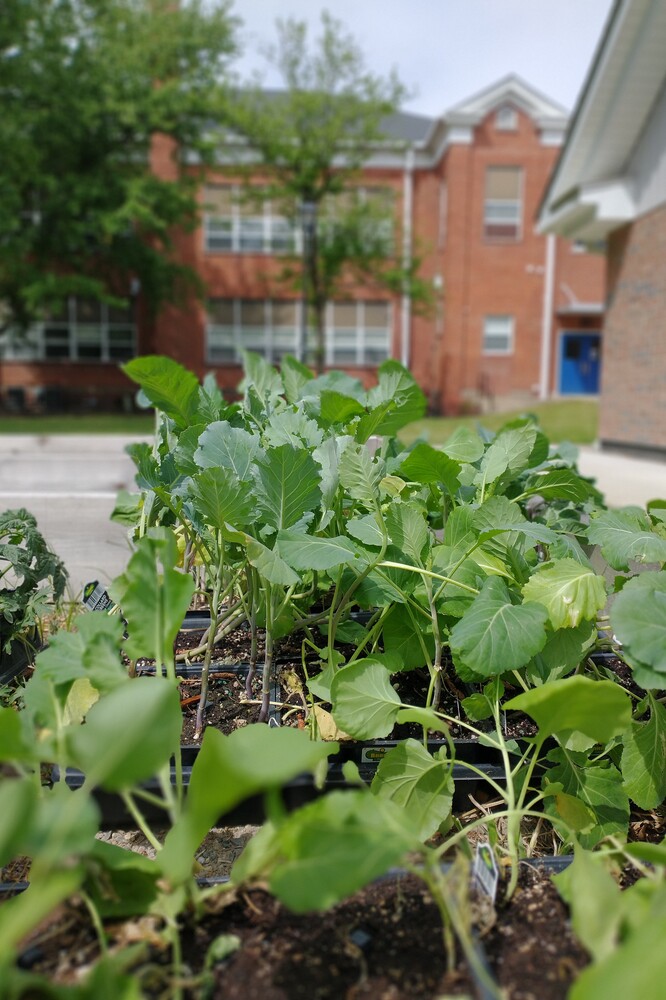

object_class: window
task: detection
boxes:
[484,166,522,240]
[0,298,136,363]
[495,105,518,131]
[483,315,514,355]
[203,185,296,254]
[206,298,391,366]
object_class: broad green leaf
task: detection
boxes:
[31,613,126,695]
[109,531,194,664]
[371,739,454,840]
[245,537,299,586]
[330,659,402,739]
[264,407,323,449]
[442,426,485,464]
[474,425,537,488]
[366,360,426,434]
[385,502,429,563]
[521,468,601,504]
[173,423,207,477]
[123,355,199,428]
[276,530,359,571]
[553,845,622,961]
[569,910,666,1000]
[611,571,666,675]
[189,467,256,528]
[346,513,384,548]
[313,433,351,508]
[281,355,313,403]
[318,389,366,426]
[505,675,632,743]
[0,707,35,764]
[621,696,666,809]
[525,620,596,684]
[355,400,395,442]
[0,868,84,964]
[449,577,548,680]
[62,677,99,726]
[339,441,384,503]
[195,420,265,480]
[522,558,607,629]
[0,778,37,866]
[587,508,666,571]
[67,676,182,792]
[382,604,434,669]
[268,791,416,912]
[398,442,461,493]
[160,725,335,884]
[20,782,100,865]
[240,350,283,406]
[546,748,629,847]
[253,444,322,529]
[85,839,160,917]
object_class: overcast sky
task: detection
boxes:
[229,0,614,117]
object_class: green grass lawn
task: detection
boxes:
[0,398,599,444]
[399,399,599,447]
[0,412,155,434]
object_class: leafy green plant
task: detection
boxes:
[0,508,68,661]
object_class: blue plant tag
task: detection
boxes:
[472,842,499,903]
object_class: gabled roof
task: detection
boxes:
[538,0,666,240]
[444,73,569,129]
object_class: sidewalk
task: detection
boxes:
[576,445,666,507]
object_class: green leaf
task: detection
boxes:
[621,697,666,809]
[245,537,299,586]
[318,389,366,426]
[505,675,632,743]
[330,659,401,739]
[85,840,160,918]
[611,572,666,675]
[587,508,666,571]
[189,467,256,528]
[371,739,454,840]
[366,360,426,434]
[123,355,199,428]
[346,514,384,548]
[281,355,313,403]
[240,350,283,406]
[382,605,434,669]
[276,530,359,571]
[67,676,182,792]
[159,725,335,884]
[546,748,629,847]
[268,791,416,912]
[264,407,323,449]
[569,910,666,1000]
[109,531,194,664]
[195,420,265,480]
[522,559,607,629]
[0,707,37,765]
[449,577,548,680]
[521,468,601,504]
[525,620,596,684]
[553,846,622,961]
[0,778,37,867]
[339,441,384,502]
[474,425,537,488]
[398,442,461,493]
[442,426,485,463]
[254,444,322,529]
[385,502,429,563]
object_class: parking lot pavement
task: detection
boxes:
[1,434,664,598]
[0,434,149,596]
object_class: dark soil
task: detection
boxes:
[13,868,589,999]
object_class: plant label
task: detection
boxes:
[82,580,116,613]
[472,842,499,903]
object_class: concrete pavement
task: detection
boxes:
[1,433,665,597]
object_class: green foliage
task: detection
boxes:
[0,0,238,330]
[0,508,68,655]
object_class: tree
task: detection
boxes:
[0,0,238,334]
[227,12,432,373]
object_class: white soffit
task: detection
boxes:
[540,0,666,234]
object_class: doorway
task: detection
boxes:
[559,332,601,394]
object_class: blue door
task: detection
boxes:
[559,333,601,394]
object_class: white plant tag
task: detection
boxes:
[472,842,499,903]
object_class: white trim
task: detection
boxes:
[538,233,557,400]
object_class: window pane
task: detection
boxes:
[76,299,102,323]
[240,301,264,326]
[364,302,389,326]
[108,303,132,323]
[483,316,513,354]
[204,185,233,213]
[485,167,520,199]
[108,329,135,360]
[332,302,357,327]
[209,300,234,324]
[238,219,264,251]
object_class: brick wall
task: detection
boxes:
[600,203,666,453]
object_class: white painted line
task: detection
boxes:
[0,491,120,500]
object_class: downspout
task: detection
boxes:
[401,144,415,368]
[538,232,556,400]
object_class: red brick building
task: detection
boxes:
[539,0,666,455]
[0,75,605,415]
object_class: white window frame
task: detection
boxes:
[495,105,518,131]
[482,315,514,356]
[483,167,523,242]
[203,185,297,255]
[0,299,136,363]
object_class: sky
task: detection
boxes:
[228,0,615,118]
